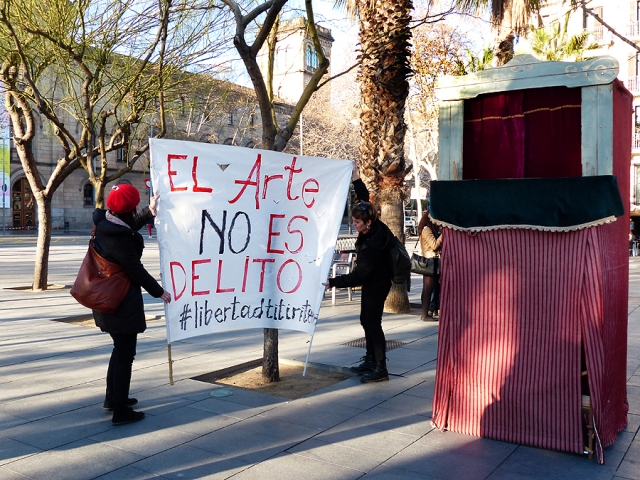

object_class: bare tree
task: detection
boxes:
[164,75,261,145]
[0,0,230,290]
[406,21,469,188]
[219,0,331,382]
[287,60,360,161]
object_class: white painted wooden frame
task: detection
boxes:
[435,55,620,180]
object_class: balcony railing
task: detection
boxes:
[629,22,640,39]
[626,77,640,93]
[634,134,640,151]
[591,26,604,43]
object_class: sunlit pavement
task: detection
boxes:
[0,239,638,479]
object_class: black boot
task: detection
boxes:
[103,396,138,411]
[350,355,375,375]
[112,406,145,425]
[361,357,389,383]
[361,368,389,383]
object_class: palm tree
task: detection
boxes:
[337,0,413,313]
[464,46,495,73]
[529,12,597,62]
[454,0,541,65]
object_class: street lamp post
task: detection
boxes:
[1,137,6,235]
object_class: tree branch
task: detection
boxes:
[243,0,276,27]
[584,5,640,52]
[251,0,288,56]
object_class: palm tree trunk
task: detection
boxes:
[379,191,410,313]
[357,0,412,313]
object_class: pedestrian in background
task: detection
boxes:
[418,211,442,321]
[92,184,171,425]
[324,164,394,383]
[147,215,154,239]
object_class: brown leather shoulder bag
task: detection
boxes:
[70,227,131,314]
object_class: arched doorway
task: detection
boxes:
[12,178,35,229]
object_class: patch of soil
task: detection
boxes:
[206,364,352,400]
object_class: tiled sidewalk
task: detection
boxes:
[0,237,638,480]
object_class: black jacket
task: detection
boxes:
[91,208,164,334]
[329,177,394,291]
[329,220,394,292]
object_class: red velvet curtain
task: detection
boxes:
[463,86,582,180]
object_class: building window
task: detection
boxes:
[83,183,94,206]
[593,6,603,25]
[228,112,234,125]
[635,106,640,128]
[116,148,126,163]
[305,44,318,70]
[590,5,603,41]
[250,113,255,127]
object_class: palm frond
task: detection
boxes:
[452,0,490,15]
[333,0,358,20]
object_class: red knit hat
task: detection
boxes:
[106,184,140,214]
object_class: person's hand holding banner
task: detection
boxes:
[149,139,352,343]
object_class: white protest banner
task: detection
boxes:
[150,139,352,343]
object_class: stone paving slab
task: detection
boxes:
[95,465,164,479]
[2,438,144,480]
[287,436,390,473]
[186,427,298,465]
[0,404,115,451]
[0,437,41,467]
[230,451,364,480]
[129,443,249,479]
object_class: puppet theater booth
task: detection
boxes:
[430,55,630,464]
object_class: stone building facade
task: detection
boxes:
[1,18,332,231]
[258,17,334,104]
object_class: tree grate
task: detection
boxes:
[340,338,407,351]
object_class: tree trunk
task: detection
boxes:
[95,180,106,209]
[379,189,410,313]
[32,196,52,291]
[357,0,413,314]
[262,327,279,382]
[494,3,515,66]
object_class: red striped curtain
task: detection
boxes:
[432,226,628,463]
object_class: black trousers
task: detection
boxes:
[430,273,441,312]
[105,332,138,406]
[360,283,391,369]
[421,273,440,318]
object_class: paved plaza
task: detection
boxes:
[0,233,638,479]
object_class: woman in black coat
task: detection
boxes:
[325,168,395,383]
[93,184,171,425]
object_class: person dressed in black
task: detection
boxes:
[324,166,395,383]
[92,184,171,425]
